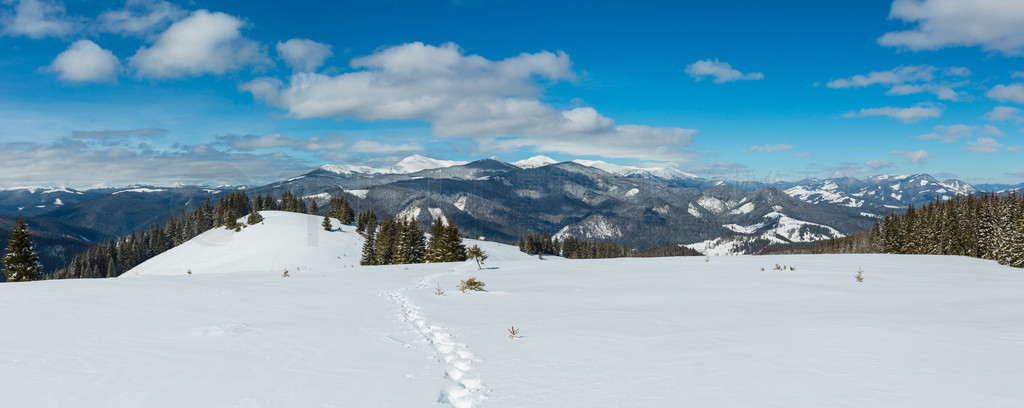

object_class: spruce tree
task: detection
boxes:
[425,215,446,262]
[308,200,320,216]
[2,217,42,282]
[360,228,377,266]
[322,213,333,231]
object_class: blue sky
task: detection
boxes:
[2,0,1024,187]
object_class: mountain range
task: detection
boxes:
[1,154,1019,272]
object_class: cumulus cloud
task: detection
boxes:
[794,152,812,158]
[844,106,942,123]
[741,144,793,153]
[984,106,1023,122]
[879,0,1024,55]
[685,59,763,84]
[48,40,121,82]
[72,128,166,139]
[96,0,185,37]
[0,139,311,188]
[0,0,78,38]
[892,149,931,163]
[865,159,894,170]
[129,9,269,78]
[916,124,975,143]
[217,133,423,155]
[987,83,1024,104]
[243,42,699,161]
[276,38,332,72]
[1008,169,1024,177]
[827,65,968,101]
[965,137,1004,153]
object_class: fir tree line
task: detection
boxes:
[360,212,468,265]
[517,233,703,259]
[814,192,1024,268]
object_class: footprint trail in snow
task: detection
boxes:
[388,289,488,407]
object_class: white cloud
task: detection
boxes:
[685,59,764,84]
[984,106,1023,122]
[844,106,942,123]
[128,9,268,78]
[276,38,332,72]
[1013,71,1024,79]
[794,152,812,158]
[243,42,700,162]
[217,133,423,155]
[879,0,1024,55]
[741,144,793,153]
[865,159,894,170]
[987,83,1024,104]
[827,65,935,88]
[0,139,311,188]
[96,0,185,37]
[48,39,121,82]
[983,124,1005,137]
[965,137,1004,153]
[827,65,967,101]
[916,124,974,143]
[0,0,77,38]
[1007,145,1022,152]
[72,128,165,139]
[892,149,931,163]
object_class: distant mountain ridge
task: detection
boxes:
[1,154,1019,264]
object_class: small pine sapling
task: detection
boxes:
[458,277,486,292]
[434,283,445,296]
[187,269,192,275]
[508,325,520,339]
[855,268,864,282]
[468,244,488,270]
[705,256,710,263]
[283,269,290,278]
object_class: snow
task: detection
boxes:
[302,192,331,200]
[397,206,422,221]
[428,207,447,224]
[624,188,639,197]
[454,196,468,211]
[320,163,384,175]
[920,179,929,186]
[784,185,863,208]
[697,196,728,214]
[687,203,703,218]
[891,192,903,201]
[112,187,166,195]
[570,159,697,180]
[53,198,63,206]
[553,214,622,241]
[512,155,558,169]
[391,155,468,174]
[320,155,466,175]
[728,202,755,215]
[654,205,671,215]
[345,189,369,199]
[4,213,1024,406]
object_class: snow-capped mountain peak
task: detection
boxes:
[513,155,559,169]
[388,155,469,174]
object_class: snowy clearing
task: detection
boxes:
[2,212,1024,407]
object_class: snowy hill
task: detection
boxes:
[4,212,1024,407]
[128,211,530,276]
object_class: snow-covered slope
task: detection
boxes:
[319,154,468,176]
[512,155,558,169]
[3,213,1024,407]
[571,159,697,180]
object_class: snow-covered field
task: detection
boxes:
[3,211,1024,407]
